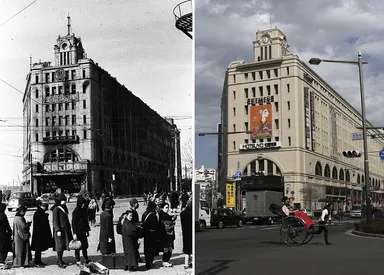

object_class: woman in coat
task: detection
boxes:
[52,194,73,269]
[142,201,159,269]
[122,210,138,271]
[158,202,176,267]
[12,204,32,268]
[181,199,192,269]
[87,196,99,226]
[98,200,116,255]
[72,196,91,265]
[31,203,53,266]
[0,203,12,268]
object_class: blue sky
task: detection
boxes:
[195,0,384,170]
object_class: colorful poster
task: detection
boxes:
[250,104,272,140]
[226,182,236,208]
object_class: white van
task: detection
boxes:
[350,204,362,218]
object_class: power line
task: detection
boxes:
[0,0,38,28]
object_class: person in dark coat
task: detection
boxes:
[142,201,159,269]
[12,204,32,268]
[158,202,176,267]
[170,192,179,214]
[181,191,189,210]
[98,200,116,255]
[31,203,53,266]
[0,203,12,268]
[121,210,138,271]
[52,193,73,269]
[72,196,91,265]
[181,199,192,269]
[129,198,142,263]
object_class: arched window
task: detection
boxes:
[346,171,350,182]
[315,162,322,176]
[332,167,338,179]
[339,169,344,181]
[324,164,330,178]
[44,147,79,163]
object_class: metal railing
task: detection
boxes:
[173,0,192,39]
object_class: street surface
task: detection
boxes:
[196,220,384,275]
[3,197,192,275]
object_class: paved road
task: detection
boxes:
[196,220,384,275]
[3,197,192,275]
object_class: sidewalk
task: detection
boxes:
[4,197,193,275]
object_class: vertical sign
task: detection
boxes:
[330,106,337,158]
[310,91,316,151]
[304,87,311,149]
[250,104,273,140]
[226,182,235,208]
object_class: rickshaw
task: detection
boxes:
[269,203,316,246]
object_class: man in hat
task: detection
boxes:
[52,193,73,268]
[13,203,32,268]
[31,203,53,267]
[98,200,116,255]
[129,198,142,262]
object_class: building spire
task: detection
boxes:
[67,14,71,35]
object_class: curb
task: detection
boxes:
[351,230,384,239]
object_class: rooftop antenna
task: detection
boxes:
[67,14,71,35]
[29,55,32,70]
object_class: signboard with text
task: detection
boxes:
[226,182,236,208]
[239,141,281,151]
[43,162,87,172]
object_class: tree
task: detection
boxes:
[181,136,193,171]
[300,183,321,210]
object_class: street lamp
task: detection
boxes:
[309,52,372,224]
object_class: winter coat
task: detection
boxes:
[72,198,91,249]
[142,210,159,257]
[98,210,116,255]
[170,192,179,209]
[181,193,189,208]
[52,205,73,252]
[12,214,32,267]
[0,204,12,256]
[122,219,138,267]
[31,208,53,251]
[181,206,192,254]
[158,211,175,251]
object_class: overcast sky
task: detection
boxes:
[195,0,384,170]
[0,0,193,186]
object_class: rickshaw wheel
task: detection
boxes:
[302,225,315,244]
[280,217,307,246]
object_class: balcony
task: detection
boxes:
[42,135,79,145]
[173,0,192,39]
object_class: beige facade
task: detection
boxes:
[219,27,384,209]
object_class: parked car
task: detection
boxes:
[36,193,55,203]
[301,208,314,218]
[238,208,251,224]
[350,204,362,218]
[211,208,243,229]
[7,191,37,212]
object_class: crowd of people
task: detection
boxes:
[0,189,192,272]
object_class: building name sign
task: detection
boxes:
[246,96,275,106]
[239,141,281,151]
[45,93,79,104]
[43,162,87,172]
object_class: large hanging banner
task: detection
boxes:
[226,182,236,208]
[250,104,272,140]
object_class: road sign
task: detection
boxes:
[235,169,242,179]
[379,149,384,160]
[352,132,363,140]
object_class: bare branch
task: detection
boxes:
[181,136,193,169]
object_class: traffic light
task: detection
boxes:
[254,171,265,176]
[342,150,362,158]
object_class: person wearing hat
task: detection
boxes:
[52,193,73,268]
[181,198,192,269]
[72,196,91,266]
[98,199,116,255]
[31,203,53,267]
[128,198,142,263]
[12,203,32,268]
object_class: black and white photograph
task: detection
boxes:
[195,1,384,275]
[0,0,193,274]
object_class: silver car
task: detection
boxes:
[350,204,362,218]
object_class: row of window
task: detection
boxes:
[35,69,86,84]
[35,84,87,98]
[232,118,291,133]
[35,129,87,141]
[34,115,87,127]
[233,84,291,100]
[35,100,86,112]
[233,67,290,84]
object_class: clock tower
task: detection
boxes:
[253,27,289,62]
[53,15,85,67]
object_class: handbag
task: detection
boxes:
[69,239,82,250]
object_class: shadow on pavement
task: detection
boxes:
[196,260,235,275]
[259,241,286,246]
